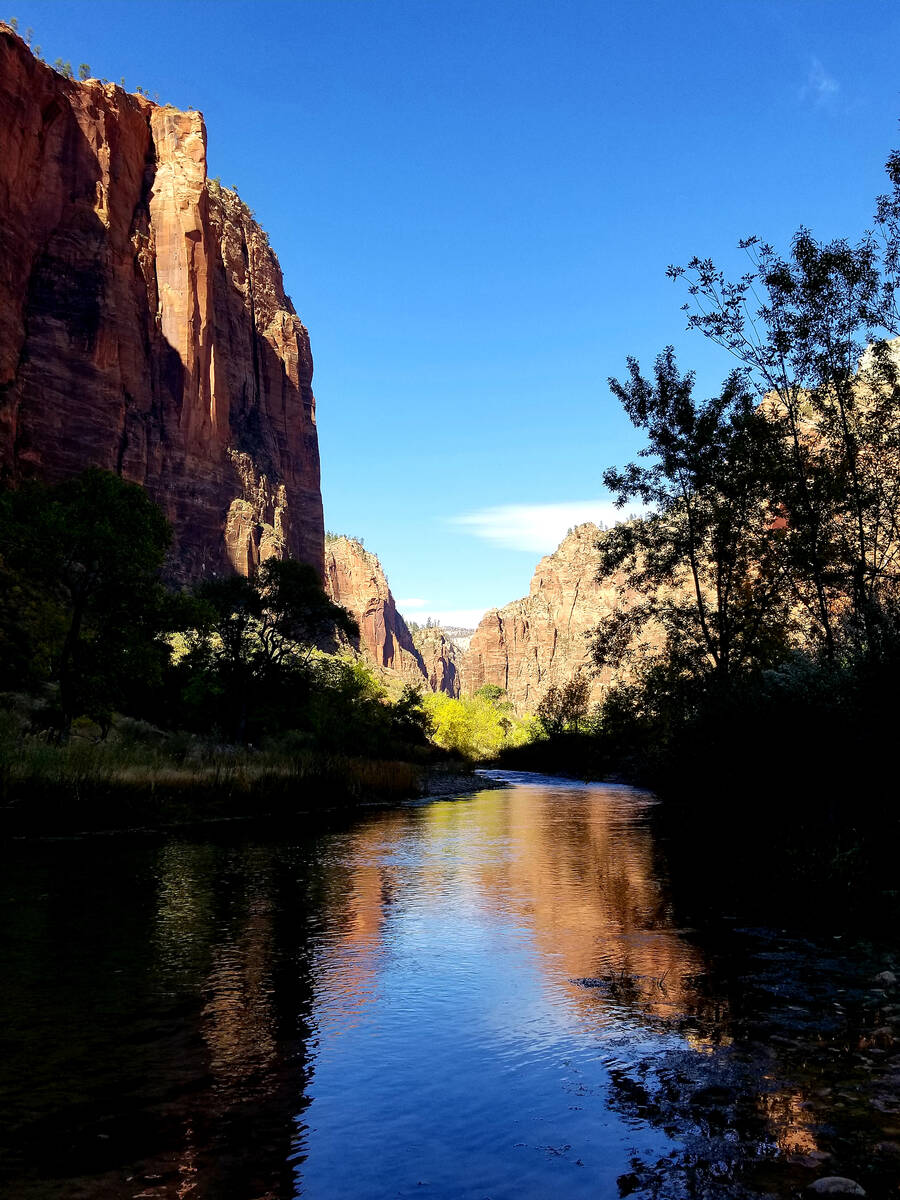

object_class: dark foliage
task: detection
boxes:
[0,470,431,766]
[0,469,171,734]
[558,143,900,914]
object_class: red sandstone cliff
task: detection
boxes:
[0,26,322,578]
[323,537,460,696]
[323,537,423,682]
[412,625,462,698]
[460,523,644,711]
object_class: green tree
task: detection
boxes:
[0,469,172,733]
[190,558,358,740]
[390,685,432,745]
[424,692,533,759]
[536,676,591,737]
[669,160,900,662]
[593,350,792,689]
[0,556,65,691]
[254,558,358,663]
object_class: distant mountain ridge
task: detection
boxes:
[441,625,476,642]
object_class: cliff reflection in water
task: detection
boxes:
[294,781,721,1198]
[143,842,315,1198]
[142,784,728,1199]
[316,782,707,1030]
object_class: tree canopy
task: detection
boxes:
[0,469,171,732]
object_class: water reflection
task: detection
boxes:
[294,782,721,1197]
[321,783,708,1028]
[1,778,898,1198]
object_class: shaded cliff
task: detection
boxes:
[460,523,646,711]
[0,25,322,578]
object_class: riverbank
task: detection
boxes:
[0,722,501,837]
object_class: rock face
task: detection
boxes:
[460,523,638,711]
[321,537,439,692]
[0,26,323,578]
[323,537,461,697]
[413,626,462,698]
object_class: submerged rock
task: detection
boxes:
[807,1178,866,1196]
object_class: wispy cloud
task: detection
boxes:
[396,597,426,609]
[800,57,839,107]
[450,499,639,554]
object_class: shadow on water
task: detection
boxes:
[1,773,899,1198]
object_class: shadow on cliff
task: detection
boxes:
[9,92,110,478]
[7,83,189,507]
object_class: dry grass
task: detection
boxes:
[0,708,422,833]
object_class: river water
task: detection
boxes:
[2,772,899,1199]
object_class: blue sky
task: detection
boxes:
[16,0,900,625]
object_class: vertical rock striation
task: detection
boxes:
[323,537,429,685]
[0,25,323,578]
[414,626,462,699]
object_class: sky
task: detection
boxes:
[15,0,900,626]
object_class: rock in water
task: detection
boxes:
[807,1179,866,1196]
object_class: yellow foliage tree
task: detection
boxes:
[423,693,534,760]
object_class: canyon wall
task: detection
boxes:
[460,523,642,711]
[323,536,460,696]
[413,625,462,698]
[0,25,323,578]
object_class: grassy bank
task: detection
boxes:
[0,709,429,834]
[0,707,508,837]
[1,747,422,835]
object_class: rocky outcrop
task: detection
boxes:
[323,537,427,685]
[0,26,322,578]
[323,537,462,697]
[460,523,644,711]
[413,626,461,698]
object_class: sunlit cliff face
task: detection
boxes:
[0,26,324,581]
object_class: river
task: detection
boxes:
[1,772,898,1198]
